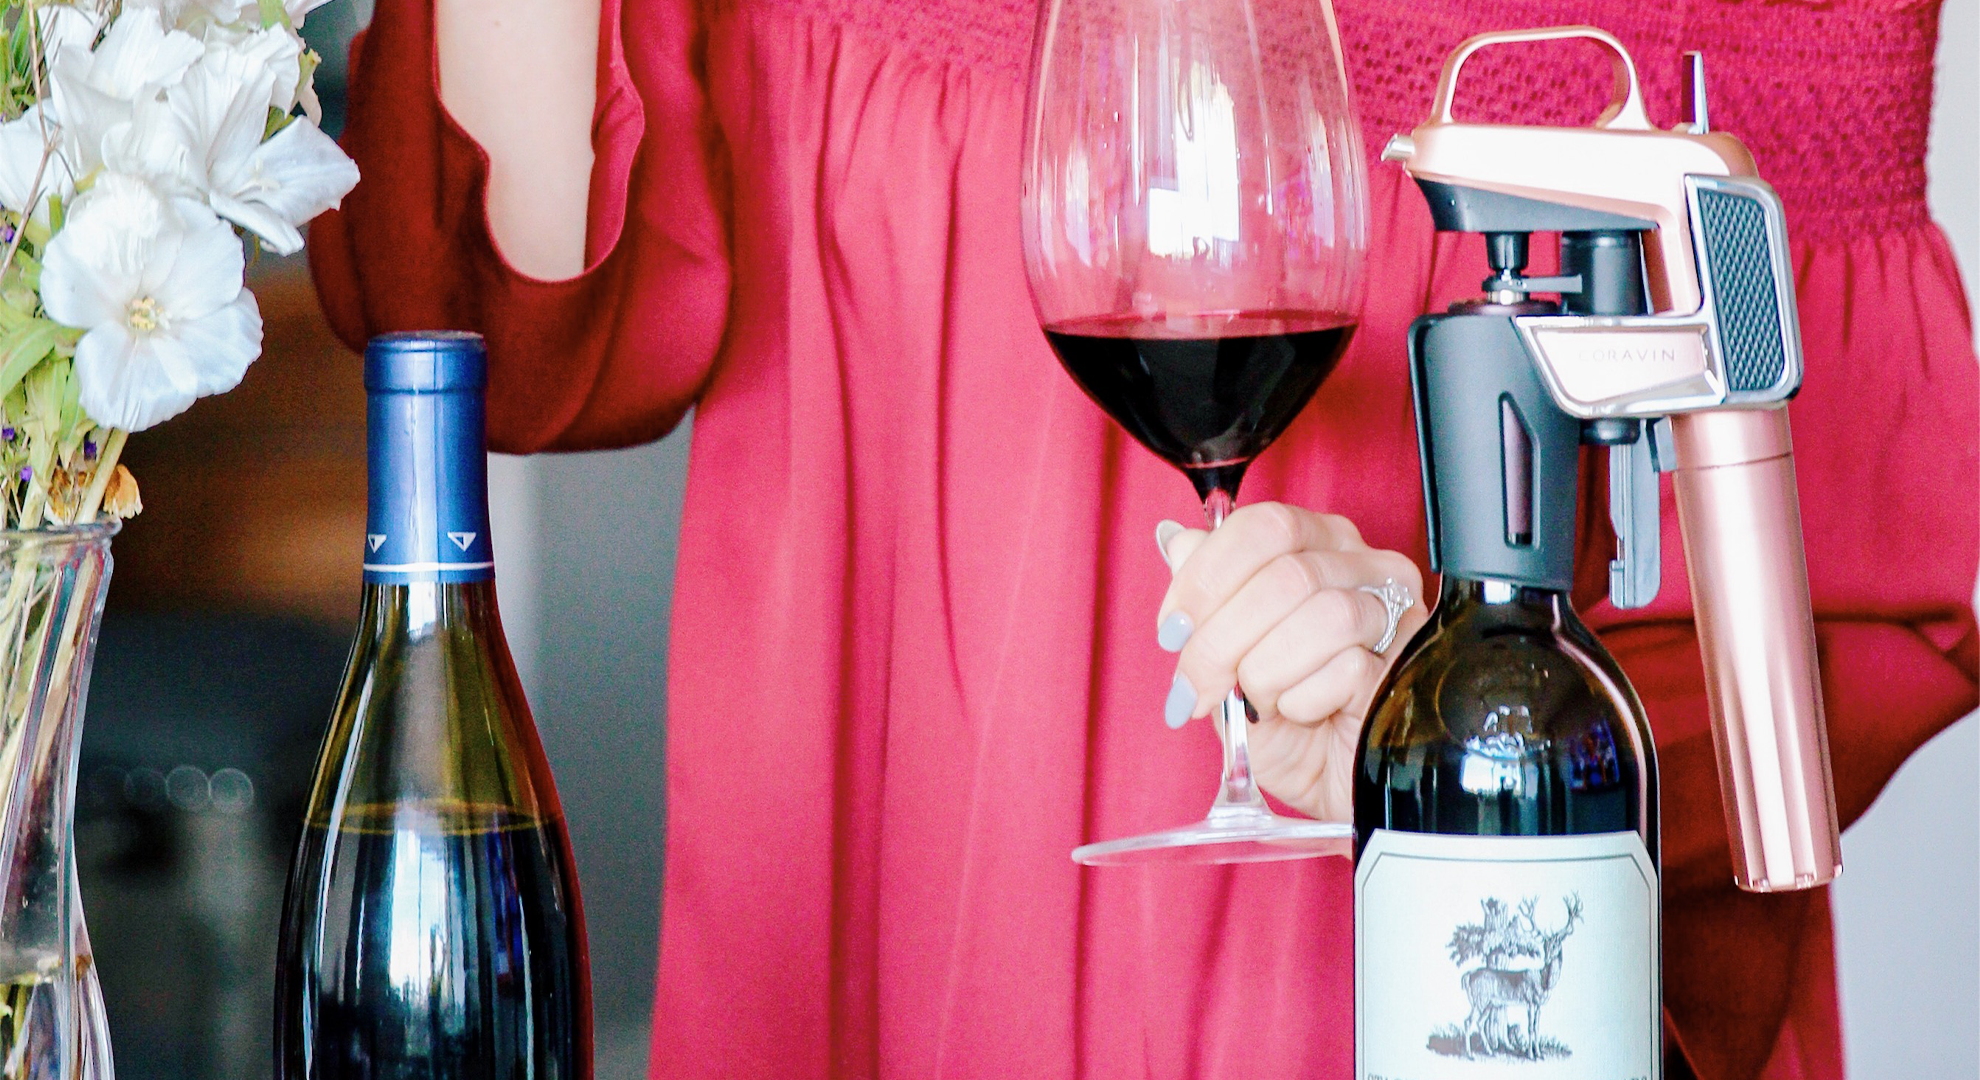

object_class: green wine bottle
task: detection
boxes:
[1354,309,1660,1078]
[275,333,592,1079]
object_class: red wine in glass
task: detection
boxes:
[1022,0,1368,865]
[1044,311,1357,500]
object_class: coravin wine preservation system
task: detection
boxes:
[1381,27,1842,893]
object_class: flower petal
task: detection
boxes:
[208,191,303,255]
[170,0,254,26]
[0,106,73,219]
[86,8,204,100]
[49,50,130,174]
[150,198,244,319]
[38,5,105,57]
[38,238,129,330]
[200,24,303,114]
[216,117,359,248]
[167,291,261,398]
[101,464,141,519]
[74,322,200,431]
[101,97,200,195]
[40,175,177,329]
[168,44,278,194]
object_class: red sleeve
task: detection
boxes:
[307,0,729,452]
[1602,620,1974,1078]
[1577,226,1980,1079]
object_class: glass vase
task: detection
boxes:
[0,523,117,1080]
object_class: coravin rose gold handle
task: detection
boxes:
[1429,26,1654,131]
[1669,407,1843,891]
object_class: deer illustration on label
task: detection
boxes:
[1430,895,1584,1061]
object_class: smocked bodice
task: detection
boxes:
[746,0,1941,238]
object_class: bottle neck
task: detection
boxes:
[364,381,494,585]
[356,579,504,638]
[329,575,543,829]
[1436,574,1577,623]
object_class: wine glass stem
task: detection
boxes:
[1201,488,1270,817]
[1203,487,1235,529]
[1212,689,1266,813]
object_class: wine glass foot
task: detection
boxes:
[1071,811,1352,866]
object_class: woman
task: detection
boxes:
[310,0,1980,1075]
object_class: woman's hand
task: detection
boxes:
[1155,502,1429,822]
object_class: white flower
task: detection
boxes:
[39,174,262,431]
[204,117,355,254]
[200,22,314,120]
[36,3,108,56]
[114,0,190,29]
[91,45,361,253]
[112,47,356,254]
[49,7,204,173]
[100,93,199,194]
[155,0,333,30]
[0,106,75,227]
[57,7,203,100]
[98,44,263,197]
[119,0,234,33]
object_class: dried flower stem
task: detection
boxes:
[0,5,58,288]
[70,428,122,523]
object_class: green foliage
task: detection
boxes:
[0,0,74,123]
[3,10,35,120]
[0,0,109,530]
[0,321,64,400]
[0,295,103,527]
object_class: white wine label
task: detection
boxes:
[1355,829,1659,1080]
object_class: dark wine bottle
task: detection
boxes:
[275,333,592,1080]
[1354,310,1661,1079]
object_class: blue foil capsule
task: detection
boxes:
[361,332,494,584]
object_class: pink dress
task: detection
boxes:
[311,0,1980,1076]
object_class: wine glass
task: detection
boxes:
[1022,0,1368,864]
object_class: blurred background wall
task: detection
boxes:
[70,2,1977,1079]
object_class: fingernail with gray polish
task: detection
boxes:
[1157,612,1193,652]
[1165,672,1197,729]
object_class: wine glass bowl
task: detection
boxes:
[1022,0,1369,865]
[1022,0,1367,344]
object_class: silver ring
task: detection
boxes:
[1358,578,1413,655]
